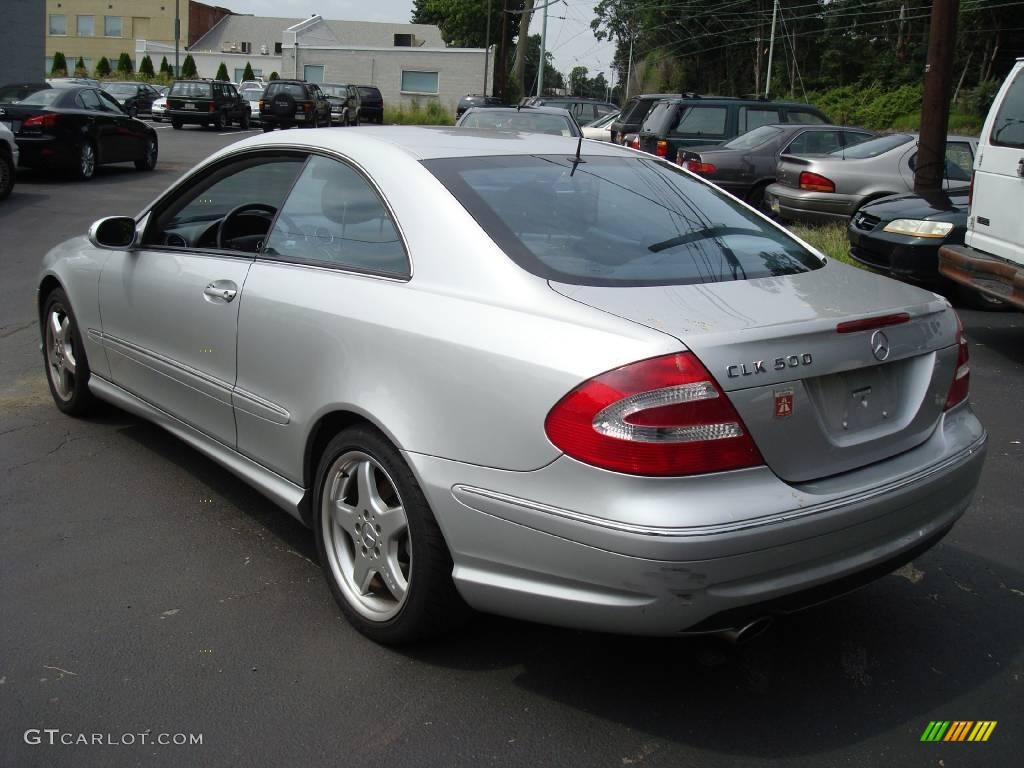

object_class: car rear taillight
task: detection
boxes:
[544,352,764,476]
[208,103,216,112]
[22,113,58,129]
[684,160,717,174]
[944,313,970,410]
[656,140,668,158]
[799,171,835,193]
[630,135,640,149]
[967,171,974,211]
[259,99,265,111]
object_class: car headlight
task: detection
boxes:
[881,219,954,238]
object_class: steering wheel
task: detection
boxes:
[217,203,278,251]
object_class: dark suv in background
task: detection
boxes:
[456,94,504,119]
[610,93,680,144]
[260,80,331,130]
[101,81,163,118]
[320,83,361,126]
[637,96,830,157]
[166,79,250,130]
[524,96,618,124]
[357,86,384,124]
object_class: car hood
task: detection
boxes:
[861,188,970,223]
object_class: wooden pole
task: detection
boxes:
[915,0,959,193]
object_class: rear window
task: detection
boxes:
[461,111,573,136]
[621,97,652,123]
[641,101,673,131]
[787,109,828,124]
[358,87,380,99]
[14,89,62,107]
[170,82,212,98]
[990,69,1024,148]
[105,84,137,96]
[832,133,913,158]
[724,125,784,150]
[266,83,307,99]
[425,155,822,287]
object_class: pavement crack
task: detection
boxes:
[0,320,36,339]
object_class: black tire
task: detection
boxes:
[73,141,96,180]
[171,119,182,130]
[956,283,1010,311]
[313,426,469,644]
[210,111,224,130]
[240,112,250,130]
[41,287,94,416]
[0,151,14,201]
[342,111,350,127]
[127,105,138,118]
[135,136,158,171]
[262,124,274,133]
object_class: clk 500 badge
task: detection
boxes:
[727,354,813,378]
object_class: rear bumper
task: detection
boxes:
[408,405,986,635]
[15,135,73,167]
[766,185,858,224]
[167,109,216,124]
[261,113,310,128]
[939,243,1024,308]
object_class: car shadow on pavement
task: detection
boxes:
[966,319,1024,367]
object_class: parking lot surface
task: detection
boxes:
[1,124,1021,768]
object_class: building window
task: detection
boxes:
[401,70,438,94]
[240,41,251,53]
[303,65,325,83]
[104,16,123,37]
[49,14,67,36]
[394,34,414,47]
[274,42,283,54]
[77,15,95,37]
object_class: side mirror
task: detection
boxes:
[88,216,138,250]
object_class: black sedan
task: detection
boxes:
[847,188,1006,310]
[1,86,157,180]
[679,124,874,210]
[101,81,163,118]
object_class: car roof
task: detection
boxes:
[216,125,633,161]
[465,105,575,117]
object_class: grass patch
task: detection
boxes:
[788,223,862,268]
[383,100,454,126]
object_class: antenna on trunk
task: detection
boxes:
[570,135,585,176]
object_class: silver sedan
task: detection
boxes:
[37,127,986,643]
[765,133,978,225]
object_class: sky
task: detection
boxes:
[225,0,618,85]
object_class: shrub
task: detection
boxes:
[74,57,88,77]
[117,52,134,74]
[181,55,198,78]
[383,99,454,126]
[50,52,67,76]
[268,71,280,81]
[215,62,229,81]
[159,56,170,75]
[243,62,255,81]
[139,55,155,77]
[95,57,112,78]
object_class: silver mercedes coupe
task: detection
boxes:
[37,127,986,644]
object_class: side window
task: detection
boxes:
[96,90,125,114]
[786,109,827,125]
[671,106,728,137]
[77,89,103,111]
[990,69,1024,148]
[144,154,306,250]
[740,107,780,132]
[842,131,873,147]
[264,155,408,276]
[785,130,843,155]
[945,142,974,181]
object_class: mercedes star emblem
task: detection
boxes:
[870,330,891,361]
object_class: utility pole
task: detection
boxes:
[765,0,779,98]
[754,36,761,96]
[537,0,548,96]
[625,31,634,100]
[483,0,492,94]
[915,0,959,193]
[174,0,180,76]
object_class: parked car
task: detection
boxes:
[151,96,168,122]
[357,85,384,124]
[320,83,361,126]
[940,57,1024,309]
[167,79,251,130]
[765,133,978,225]
[456,94,504,119]
[525,96,618,124]
[260,79,330,131]
[679,124,875,209]
[0,82,51,103]
[240,87,264,124]
[38,127,985,644]
[638,97,831,158]
[2,86,157,179]
[611,93,688,145]
[456,106,582,137]
[581,110,619,142]
[0,121,17,200]
[46,77,101,89]
[102,81,163,118]
[238,79,265,91]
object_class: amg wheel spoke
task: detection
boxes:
[351,557,375,596]
[377,504,407,542]
[62,348,77,375]
[356,460,387,516]
[380,551,408,601]
[49,311,63,340]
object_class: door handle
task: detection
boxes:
[203,281,237,302]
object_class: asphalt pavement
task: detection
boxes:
[1,123,1022,768]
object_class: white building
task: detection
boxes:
[137,14,489,111]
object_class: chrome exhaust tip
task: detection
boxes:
[717,616,774,644]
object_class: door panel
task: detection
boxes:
[99,250,252,447]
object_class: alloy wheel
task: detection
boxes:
[45,305,77,402]
[321,451,412,622]
[80,143,95,178]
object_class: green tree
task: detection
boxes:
[74,57,88,77]
[523,34,564,96]
[95,56,112,78]
[215,62,229,81]
[242,62,255,81]
[50,52,68,76]
[117,52,134,74]
[569,66,589,97]
[412,0,517,48]
[181,55,198,78]
[269,71,279,81]
[159,56,170,75]
[139,55,155,77]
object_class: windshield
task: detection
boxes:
[267,83,307,98]
[461,111,574,136]
[104,84,137,96]
[725,125,784,150]
[170,82,212,98]
[586,111,619,128]
[320,85,350,98]
[425,155,822,287]
[242,89,263,100]
[15,89,63,107]
[832,133,913,158]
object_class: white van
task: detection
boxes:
[939,58,1024,308]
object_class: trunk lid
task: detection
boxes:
[551,261,959,482]
[774,153,833,189]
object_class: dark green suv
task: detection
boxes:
[637,96,830,160]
